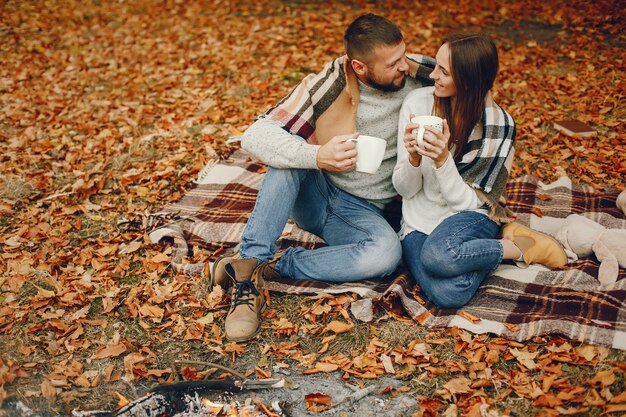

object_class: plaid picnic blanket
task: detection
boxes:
[144,150,626,350]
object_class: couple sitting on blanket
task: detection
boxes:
[211,14,568,342]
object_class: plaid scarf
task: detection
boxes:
[261,54,516,221]
[457,92,517,222]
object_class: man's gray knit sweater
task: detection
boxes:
[242,77,421,209]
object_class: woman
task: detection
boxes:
[393,33,567,309]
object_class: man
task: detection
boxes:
[213,13,436,342]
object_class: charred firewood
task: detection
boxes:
[71,378,287,417]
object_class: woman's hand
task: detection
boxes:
[403,114,422,167]
[418,119,450,168]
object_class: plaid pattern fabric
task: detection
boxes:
[457,93,516,203]
[147,151,626,350]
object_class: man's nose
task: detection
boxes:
[399,58,409,73]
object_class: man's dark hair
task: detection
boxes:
[344,13,403,64]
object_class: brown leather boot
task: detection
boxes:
[224,258,266,342]
[210,251,240,290]
[502,222,568,268]
[253,261,282,282]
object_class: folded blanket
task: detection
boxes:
[141,150,626,350]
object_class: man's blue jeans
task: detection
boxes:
[401,211,503,309]
[239,167,402,282]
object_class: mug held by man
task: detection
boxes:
[351,135,387,174]
[411,115,443,151]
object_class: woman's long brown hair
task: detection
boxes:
[433,33,499,160]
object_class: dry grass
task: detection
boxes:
[0,175,36,201]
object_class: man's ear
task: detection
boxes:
[350,59,367,76]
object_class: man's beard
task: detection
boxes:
[366,74,406,92]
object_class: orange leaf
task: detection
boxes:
[138,304,165,322]
[599,106,613,114]
[150,252,170,263]
[123,352,147,380]
[504,323,520,332]
[381,354,395,374]
[315,362,339,373]
[115,391,130,407]
[589,369,615,387]
[318,335,336,354]
[534,394,563,407]
[93,343,128,359]
[301,368,321,375]
[419,398,444,414]
[605,404,626,413]
[74,374,91,388]
[34,285,55,299]
[310,303,331,316]
[305,392,332,412]
[509,348,538,370]
[196,313,214,325]
[442,377,472,395]
[575,345,598,362]
[324,320,353,334]
[542,373,557,392]
[40,379,57,401]
[184,324,204,341]
[458,310,481,324]
[611,391,626,403]
[17,346,34,356]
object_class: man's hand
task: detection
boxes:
[316,133,359,172]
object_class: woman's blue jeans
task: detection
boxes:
[240,167,402,282]
[401,211,503,309]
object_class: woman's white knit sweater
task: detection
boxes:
[392,87,487,238]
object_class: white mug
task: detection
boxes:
[349,135,387,174]
[411,115,443,150]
